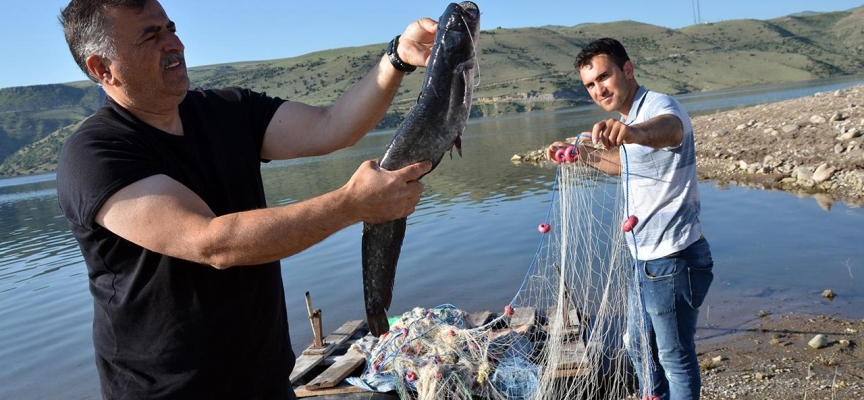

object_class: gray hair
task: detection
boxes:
[59,0,148,82]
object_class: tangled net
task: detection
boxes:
[350,162,638,399]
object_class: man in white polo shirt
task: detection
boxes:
[547,37,714,400]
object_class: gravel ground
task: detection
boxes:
[698,313,863,400]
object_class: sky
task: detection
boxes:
[2,0,862,89]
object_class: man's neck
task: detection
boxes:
[128,105,184,136]
[107,88,185,135]
[617,81,640,121]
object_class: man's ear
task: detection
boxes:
[86,54,114,85]
[623,60,635,80]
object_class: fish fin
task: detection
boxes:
[458,58,477,72]
[361,218,407,337]
[445,136,463,160]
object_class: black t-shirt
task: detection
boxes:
[56,88,295,399]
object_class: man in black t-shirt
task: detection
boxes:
[56,1,437,399]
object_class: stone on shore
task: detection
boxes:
[808,334,829,349]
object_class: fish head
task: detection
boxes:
[436,2,481,68]
[446,2,480,35]
[379,2,479,173]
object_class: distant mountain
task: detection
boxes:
[1,6,862,177]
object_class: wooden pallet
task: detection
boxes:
[289,307,590,398]
[291,319,370,398]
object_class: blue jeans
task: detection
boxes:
[626,236,714,400]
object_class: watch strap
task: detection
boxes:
[387,35,417,74]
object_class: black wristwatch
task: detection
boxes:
[386,35,417,74]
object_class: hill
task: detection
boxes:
[1,6,863,177]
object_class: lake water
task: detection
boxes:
[2,75,864,399]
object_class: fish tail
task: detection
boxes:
[361,218,407,337]
[366,312,391,339]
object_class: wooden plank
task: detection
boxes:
[555,341,588,370]
[302,343,336,356]
[545,305,585,329]
[302,319,366,356]
[290,320,366,384]
[294,382,367,398]
[304,343,366,391]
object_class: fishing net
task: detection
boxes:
[349,161,638,399]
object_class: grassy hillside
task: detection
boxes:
[0,84,103,175]
[1,6,863,177]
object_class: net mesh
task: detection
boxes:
[350,162,639,399]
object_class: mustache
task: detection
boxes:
[162,53,185,68]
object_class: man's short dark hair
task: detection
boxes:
[574,37,631,71]
[59,0,148,82]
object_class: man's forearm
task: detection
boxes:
[631,114,684,148]
[325,56,406,143]
[202,187,359,269]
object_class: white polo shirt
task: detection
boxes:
[620,86,703,260]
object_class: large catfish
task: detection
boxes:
[362,1,480,337]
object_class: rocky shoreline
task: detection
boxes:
[692,86,864,397]
[693,85,864,208]
[512,85,864,208]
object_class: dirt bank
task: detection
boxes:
[698,313,863,399]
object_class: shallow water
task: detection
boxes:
[1,75,863,398]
